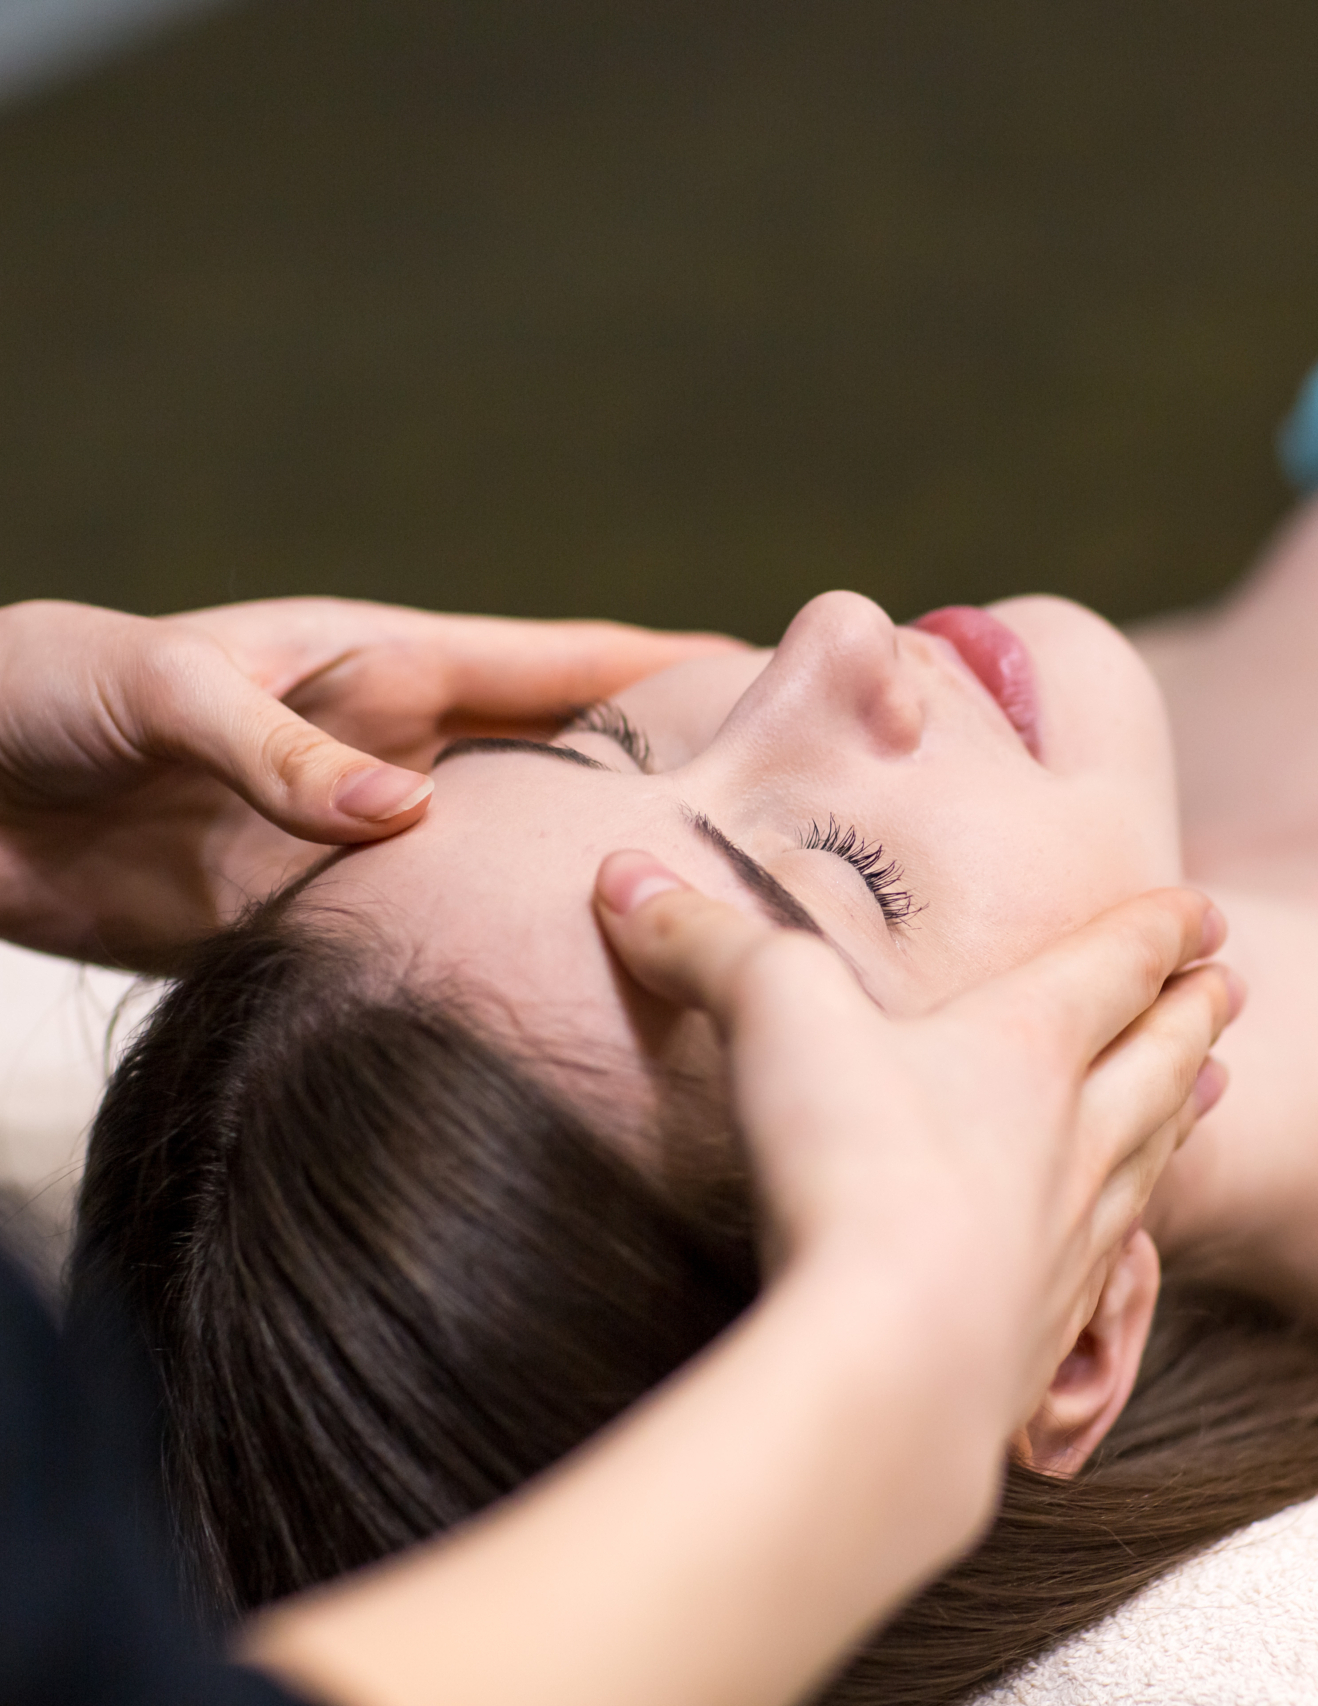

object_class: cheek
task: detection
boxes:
[894,795,1181,1011]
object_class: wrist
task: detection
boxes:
[766,1240,1009,1556]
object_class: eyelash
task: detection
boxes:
[570,708,916,926]
[798,816,919,925]
[570,702,654,771]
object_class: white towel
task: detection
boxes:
[0,940,149,1281]
[972,1494,1318,1705]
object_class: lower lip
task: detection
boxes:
[911,605,1042,758]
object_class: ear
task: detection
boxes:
[1015,1228,1160,1478]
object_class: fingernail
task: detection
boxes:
[1192,1055,1228,1117]
[332,765,434,822]
[596,850,690,914]
[1199,902,1228,958]
[1224,968,1248,1024]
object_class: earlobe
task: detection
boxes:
[1016,1228,1161,1479]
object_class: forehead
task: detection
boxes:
[308,750,748,1046]
[307,737,1158,1044]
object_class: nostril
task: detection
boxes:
[769,592,925,754]
[865,677,925,755]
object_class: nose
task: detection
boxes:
[737,591,925,757]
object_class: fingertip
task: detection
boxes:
[1198,900,1229,960]
[1224,967,1248,1024]
[331,765,434,827]
[1192,1054,1229,1118]
[1145,887,1226,966]
[595,851,690,916]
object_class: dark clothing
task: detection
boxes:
[0,1249,304,1706]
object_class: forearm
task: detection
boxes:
[241,1251,1001,1706]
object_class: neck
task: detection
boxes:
[1132,556,1318,1317]
[1144,878,1318,1319]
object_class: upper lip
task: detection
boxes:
[905,607,1043,761]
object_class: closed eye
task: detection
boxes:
[565,702,654,772]
[559,713,919,927]
[799,816,920,926]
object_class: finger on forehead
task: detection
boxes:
[596,878,837,1030]
[952,888,1222,1065]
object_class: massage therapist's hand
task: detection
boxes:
[242,883,1239,1706]
[595,863,1241,1446]
[0,599,737,968]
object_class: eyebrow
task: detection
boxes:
[432,734,824,937]
[434,736,607,771]
[685,812,824,937]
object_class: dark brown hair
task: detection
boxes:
[71,907,1318,1704]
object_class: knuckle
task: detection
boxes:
[1124,915,1175,1001]
[108,628,224,747]
[1154,977,1221,1066]
[262,716,334,781]
[1150,1026,1206,1106]
[132,628,230,721]
[1102,895,1186,993]
[140,624,217,683]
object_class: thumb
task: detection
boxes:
[132,631,434,841]
[593,849,839,1033]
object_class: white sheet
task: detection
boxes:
[0,940,150,1270]
[971,1494,1318,1704]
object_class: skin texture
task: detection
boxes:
[310,588,1183,1091]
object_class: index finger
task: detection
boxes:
[433,616,749,718]
[951,888,1230,1065]
[173,601,747,725]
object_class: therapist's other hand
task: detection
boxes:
[0,600,739,967]
[595,862,1240,1440]
[170,596,741,767]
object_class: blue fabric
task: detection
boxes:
[1278,361,1318,493]
[0,1249,309,1706]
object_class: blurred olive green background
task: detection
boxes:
[0,0,1315,642]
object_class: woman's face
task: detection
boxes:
[313,592,1180,1092]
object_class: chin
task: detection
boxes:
[989,595,1176,791]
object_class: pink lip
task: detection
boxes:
[911,605,1042,758]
